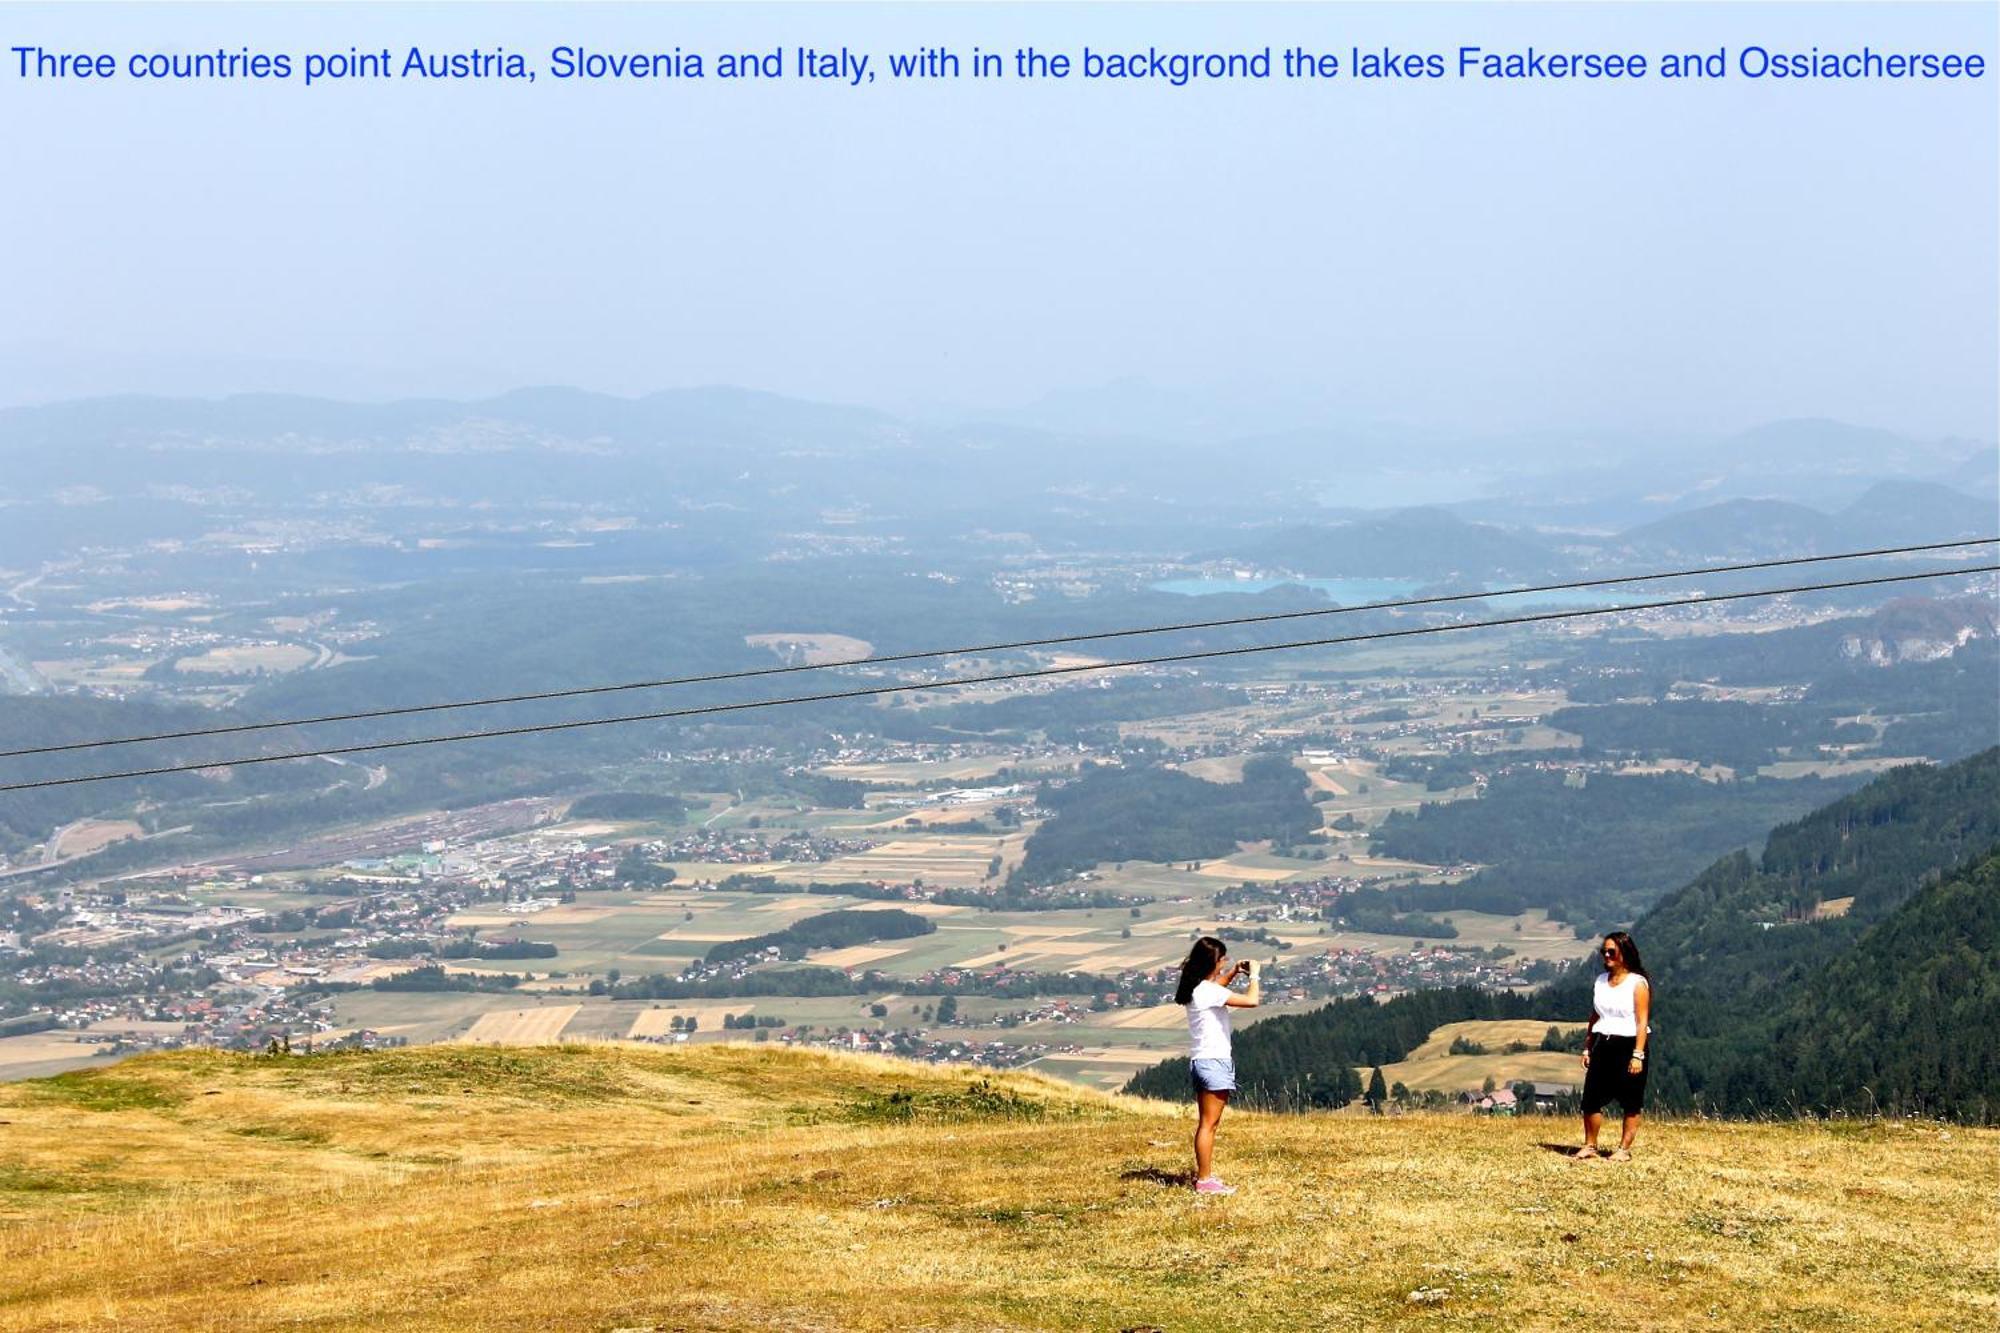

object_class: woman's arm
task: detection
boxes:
[1630,980,1651,1072]
[1224,960,1262,1008]
[1582,1006,1597,1067]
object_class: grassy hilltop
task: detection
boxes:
[1,1044,1994,1331]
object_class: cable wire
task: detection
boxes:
[0,536,1991,761]
[2,562,1990,795]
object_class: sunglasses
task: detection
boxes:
[1602,947,1621,958]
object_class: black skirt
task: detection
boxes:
[1581,1034,1649,1115]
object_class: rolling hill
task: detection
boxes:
[1,1042,1992,1330]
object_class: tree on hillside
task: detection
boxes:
[1365,1067,1388,1113]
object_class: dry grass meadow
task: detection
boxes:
[1,1044,1993,1331]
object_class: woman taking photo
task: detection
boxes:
[1574,929,1650,1161]
[1176,936,1260,1194]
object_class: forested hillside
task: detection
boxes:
[1011,755,1319,887]
[1747,852,1998,1119]
[1368,770,1854,930]
[1549,749,2000,1116]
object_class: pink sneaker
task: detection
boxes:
[1194,1177,1236,1195]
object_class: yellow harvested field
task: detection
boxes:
[524,906,614,924]
[30,659,153,685]
[1072,950,1169,973]
[52,819,144,859]
[1813,896,1857,920]
[846,901,969,917]
[753,896,834,912]
[1374,1019,1589,1096]
[957,937,1150,970]
[743,632,873,665]
[1099,1004,1190,1030]
[339,962,424,983]
[0,1033,108,1069]
[173,643,318,674]
[85,1019,189,1037]
[666,860,792,879]
[1306,769,1349,795]
[458,1006,580,1046]
[1173,756,1248,783]
[1195,861,1298,881]
[1047,1046,1167,1065]
[626,1004,755,1038]
[876,806,1003,828]
[1402,1020,1584,1064]
[798,838,1004,887]
[811,945,909,968]
[1340,854,1443,873]
[1128,915,1205,936]
[85,595,209,612]
[550,821,623,837]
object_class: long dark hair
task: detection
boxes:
[1601,930,1648,981]
[1175,936,1228,1005]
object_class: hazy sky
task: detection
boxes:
[3,2,1996,437]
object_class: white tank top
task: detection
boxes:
[1592,970,1648,1038]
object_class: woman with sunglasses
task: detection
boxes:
[1573,930,1651,1162]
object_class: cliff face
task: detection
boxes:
[1838,596,1996,666]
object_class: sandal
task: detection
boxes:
[1605,1148,1633,1163]
[1569,1146,1601,1161]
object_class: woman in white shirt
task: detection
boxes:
[1176,935,1261,1195]
[1574,930,1651,1162]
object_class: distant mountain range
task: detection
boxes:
[0,389,1990,574]
[1192,480,1991,581]
[1189,508,1566,581]
[1601,482,1993,561]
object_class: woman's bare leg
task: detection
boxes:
[1194,1090,1230,1180]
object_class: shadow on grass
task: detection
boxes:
[1119,1166,1194,1188]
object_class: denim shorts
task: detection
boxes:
[1190,1057,1236,1094]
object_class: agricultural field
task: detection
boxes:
[0,1032,119,1081]
[742,631,873,664]
[815,753,1083,785]
[25,657,153,690]
[173,642,319,675]
[1371,1019,1589,1096]
[300,863,1608,1092]
[768,833,1022,887]
[49,819,144,861]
